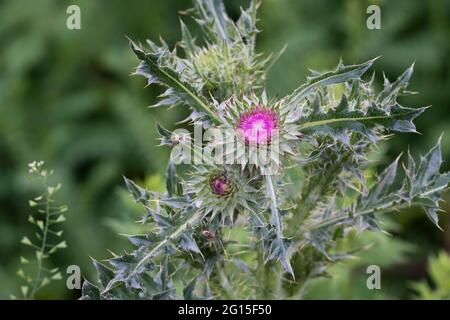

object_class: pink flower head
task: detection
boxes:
[237,107,278,144]
[210,174,232,196]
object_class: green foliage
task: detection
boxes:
[12,162,67,299]
[304,217,414,299]
[82,0,449,300]
[0,0,184,299]
[1,0,449,300]
[305,139,449,257]
[412,251,450,299]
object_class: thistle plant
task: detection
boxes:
[81,0,450,299]
[13,161,67,299]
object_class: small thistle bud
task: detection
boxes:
[237,107,278,144]
[202,230,215,241]
[170,133,187,146]
[210,174,232,196]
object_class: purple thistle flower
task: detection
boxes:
[237,107,278,144]
[210,174,232,196]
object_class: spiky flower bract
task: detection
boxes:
[217,92,303,173]
[186,166,262,230]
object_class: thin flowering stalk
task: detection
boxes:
[30,181,50,299]
[14,162,67,300]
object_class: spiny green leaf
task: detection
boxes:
[124,176,149,204]
[156,121,172,146]
[299,102,426,141]
[378,63,415,105]
[129,40,220,123]
[80,279,101,300]
[128,234,158,247]
[92,259,115,289]
[415,138,443,191]
[193,0,232,43]
[145,208,174,229]
[306,140,450,253]
[288,58,378,106]
[183,277,199,300]
[266,235,294,278]
[165,161,179,197]
[179,232,202,254]
[180,19,196,57]
[362,155,401,209]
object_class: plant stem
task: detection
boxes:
[128,210,204,283]
[30,180,50,299]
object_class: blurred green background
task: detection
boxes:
[0,0,449,299]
